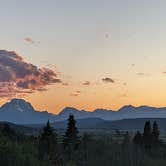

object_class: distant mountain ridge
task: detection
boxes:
[0,98,166,124]
[51,118,166,131]
[3,118,166,136]
[58,105,166,121]
[0,99,56,124]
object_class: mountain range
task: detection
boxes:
[0,98,166,124]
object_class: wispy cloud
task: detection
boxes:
[70,93,79,97]
[123,82,127,86]
[102,77,115,83]
[136,72,145,76]
[131,64,135,67]
[119,93,127,98]
[62,82,69,86]
[0,50,61,98]
[136,72,150,76]
[70,91,81,97]
[24,37,35,44]
[82,81,91,85]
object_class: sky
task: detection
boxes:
[0,0,166,114]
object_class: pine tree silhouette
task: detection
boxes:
[63,114,80,162]
[152,121,160,145]
[143,121,152,149]
[133,131,142,145]
[39,120,61,165]
[122,131,130,146]
[63,114,80,149]
[2,123,15,136]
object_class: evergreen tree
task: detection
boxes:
[115,129,121,137]
[1,123,18,140]
[133,131,144,165]
[143,121,152,149]
[39,120,61,165]
[152,121,160,144]
[122,131,130,145]
[133,131,142,145]
[79,133,92,165]
[63,114,80,149]
[2,123,15,135]
[63,114,80,161]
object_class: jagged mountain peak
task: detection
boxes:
[1,98,35,113]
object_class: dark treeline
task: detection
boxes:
[0,116,166,166]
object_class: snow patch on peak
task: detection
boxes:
[1,98,35,113]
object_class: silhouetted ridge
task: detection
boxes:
[1,99,166,124]
[1,98,35,113]
[118,105,136,112]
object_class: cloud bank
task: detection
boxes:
[0,50,61,98]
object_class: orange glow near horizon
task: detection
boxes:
[0,1,166,114]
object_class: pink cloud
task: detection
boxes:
[0,50,61,98]
[24,37,34,44]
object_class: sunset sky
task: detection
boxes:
[0,0,166,114]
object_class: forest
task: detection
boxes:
[0,115,166,166]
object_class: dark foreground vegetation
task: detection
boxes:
[0,115,166,166]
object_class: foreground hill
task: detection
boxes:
[50,118,166,131]
[2,118,166,136]
[101,118,166,131]
[0,121,39,135]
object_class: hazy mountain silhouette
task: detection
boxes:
[50,118,166,131]
[2,117,166,135]
[1,99,166,124]
[58,105,166,121]
[0,99,56,124]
